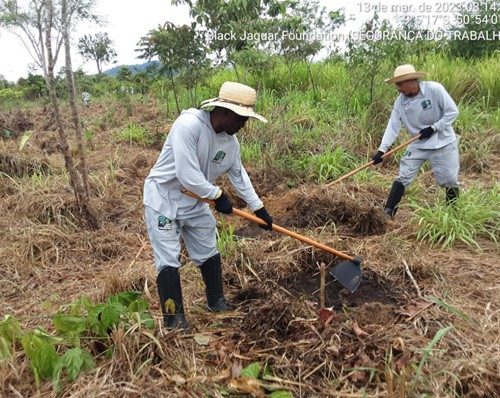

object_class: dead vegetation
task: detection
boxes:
[0,99,499,397]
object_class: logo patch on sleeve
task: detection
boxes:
[212,150,227,164]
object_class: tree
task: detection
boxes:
[172,0,344,98]
[17,73,47,99]
[0,0,99,229]
[264,0,345,102]
[137,22,208,112]
[448,0,500,58]
[78,32,117,74]
[0,74,11,89]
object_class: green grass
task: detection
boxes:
[411,185,499,249]
[240,142,263,165]
[476,54,500,108]
[301,147,356,183]
[216,220,239,257]
[115,123,152,145]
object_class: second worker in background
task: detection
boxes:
[372,64,460,217]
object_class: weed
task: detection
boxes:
[411,185,499,249]
[0,291,154,391]
[84,128,94,142]
[302,148,356,183]
[241,141,263,166]
[217,220,239,257]
[115,123,152,145]
[411,326,453,392]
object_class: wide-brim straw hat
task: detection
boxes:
[201,81,267,123]
[385,64,426,84]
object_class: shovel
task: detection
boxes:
[182,189,362,293]
[326,134,421,187]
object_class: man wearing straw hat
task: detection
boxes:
[143,82,273,330]
[372,64,460,217]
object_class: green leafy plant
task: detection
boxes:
[52,348,94,392]
[235,361,293,398]
[0,315,22,360]
[1,291,154,391]
[411,185,499,249]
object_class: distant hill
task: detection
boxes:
[103,61,161,76]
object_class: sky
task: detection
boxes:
[0,0,462,82]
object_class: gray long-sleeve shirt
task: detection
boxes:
[379,81,459,152]
[143,108,263,219]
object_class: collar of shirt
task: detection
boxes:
[401,81,427,110]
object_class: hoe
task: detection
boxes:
[183,189,362,293]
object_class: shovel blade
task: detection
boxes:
[330,259,362,293]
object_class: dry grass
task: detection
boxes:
[0,100,499,397]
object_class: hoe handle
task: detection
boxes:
[182,189,354,262]
[327,134,421,187]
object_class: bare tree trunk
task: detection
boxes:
[170,72,180,114]
[45,0,99,230]
[62,0,90,198]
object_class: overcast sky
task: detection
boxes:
[0,0,460,82]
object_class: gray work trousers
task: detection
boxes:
[397,140,460,188]
[144,205,218,272]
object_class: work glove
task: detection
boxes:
[254,206,273,231]
[419,126,435,139]
[214,192,233,215]
[372,150,385,165]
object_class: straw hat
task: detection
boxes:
[385,64,426,84]
[201,82,267,123]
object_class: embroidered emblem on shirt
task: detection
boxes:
[421,100,432,110]
[212,150,226,164]
[158,215,172,230]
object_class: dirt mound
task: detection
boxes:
[281,188,386,235]
[238,300,295,341]
[286,252,401,310]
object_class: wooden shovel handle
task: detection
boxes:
[182,189,354,262]
[327,134,421,187]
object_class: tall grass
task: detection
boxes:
[425,54,480,103]
[411,185,499,249]
[475,54,500,108]
[300,147,356,183]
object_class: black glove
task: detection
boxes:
[214,192,233,215]
[419,126,435,139]
[254,207,273,231]
[372,150,385,165]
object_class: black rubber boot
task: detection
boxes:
[156,266,190,331]
[199,254,234,312]
[384,181,405,218]
[446,187,459,204]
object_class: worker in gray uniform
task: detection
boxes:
[143,82,273,330]
[372,64,460,217]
